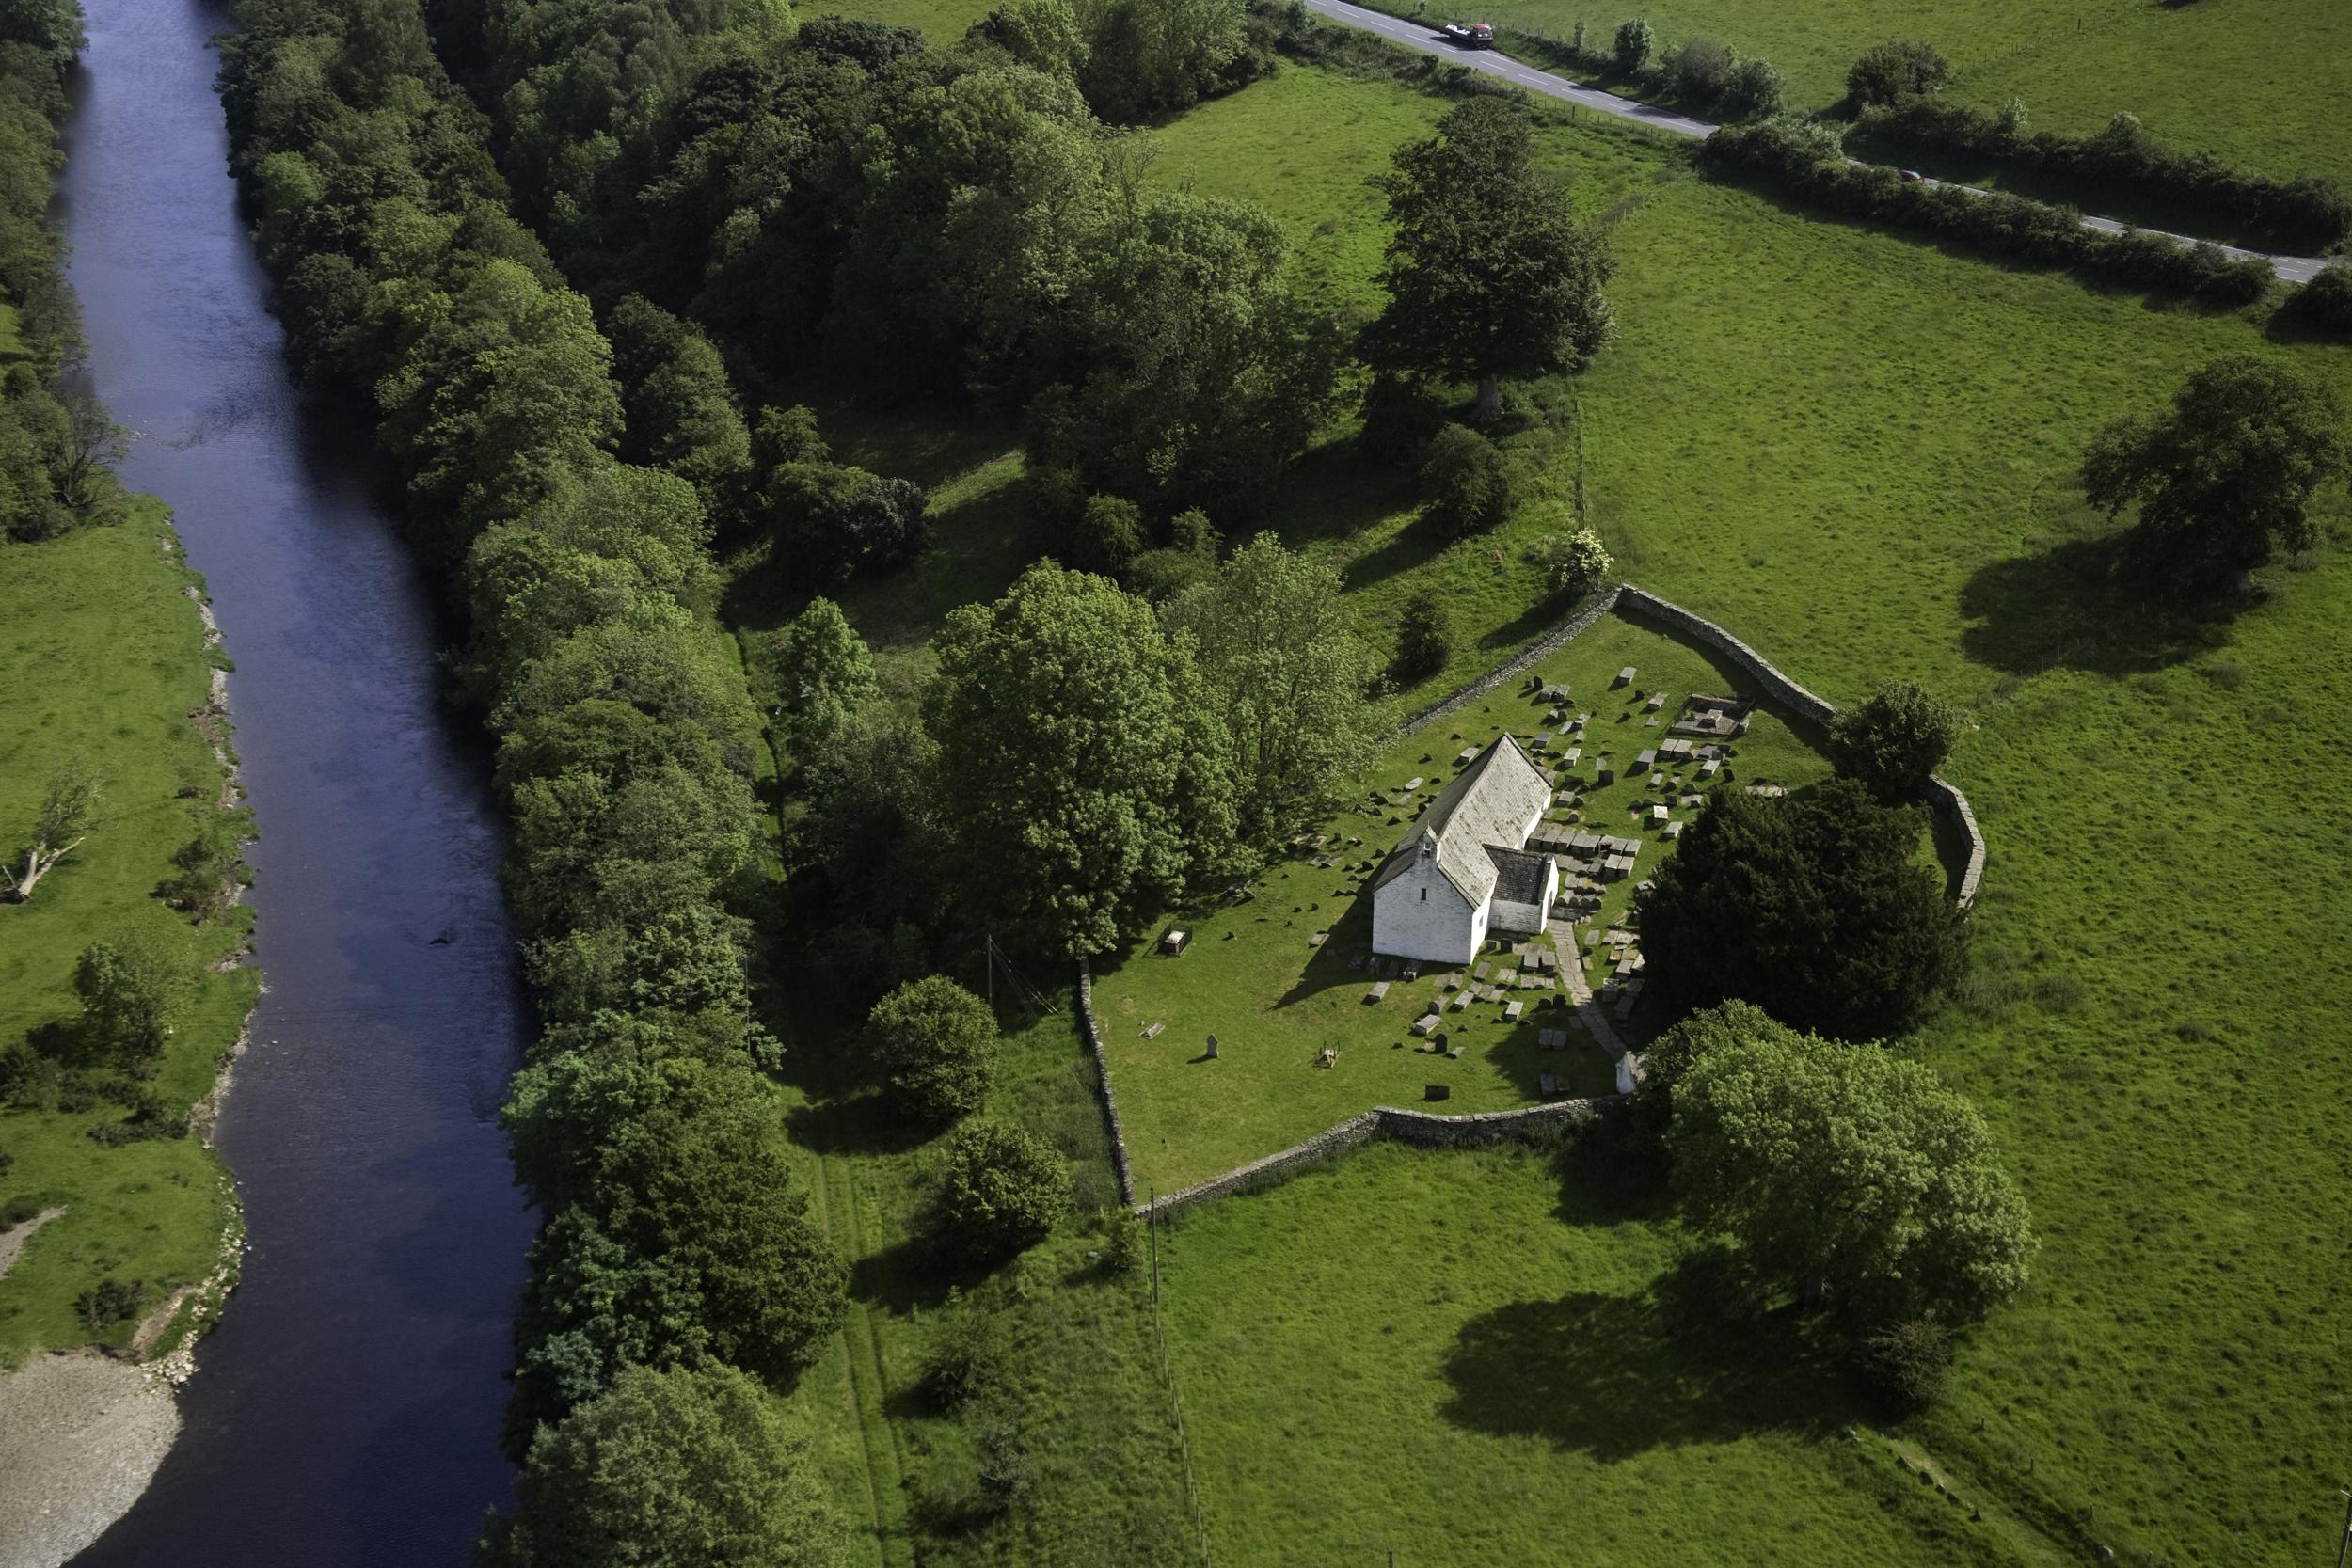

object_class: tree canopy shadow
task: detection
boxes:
[1438,1261,1848,1459]
[1958,531,2228,676]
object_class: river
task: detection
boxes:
[57,2,533,1564]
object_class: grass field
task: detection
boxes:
[727,28,2352,1563]
[1356,0,2352,194]
[1158,1139,2068,1567]
[1096,612,1837,1195]
[0,507,255,1364]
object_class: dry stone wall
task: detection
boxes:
[1135,1099,1608,1222]
[1616,583,1987,908]
[1073,959,1137,1205]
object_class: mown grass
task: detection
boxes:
[1352,0,2352,192]
[1156,1138,2055,1568]
[1096,612,1836,1195]
[0,505,256,1363]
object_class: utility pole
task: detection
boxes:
[2334,1487,2351,1568]
[1149,1186,1160,1307]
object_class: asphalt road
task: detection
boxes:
[1296,0,2327,285]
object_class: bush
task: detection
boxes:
[1666,37,1734,107]
[1723,57,1785,121]
[1534,528,1613,596]
[1420,423,1509,536]
[1067,493,1145,578]
[1611,17,1652,72]
[1827,679,1962,800]
[920,1290,1012,1407]
[1847,39,1949,105]
[1855,1320,1955,1407]
[2295,260,2352,336]
[1391,590,1451,682]
[75,1276,146,1332]
[865,974,998,1129]
[1101,1211,1144,1274]
[933,1121,1070,1265]
[767,461,930,584]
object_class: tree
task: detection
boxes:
[1665,1007,2036,1323]
[1847,40,1950,105]
[933,1120,1069,1264]
[866,975,998,1128]
[1364,98,1615,422]
[1063,492,1144,577]
[1666,37,1734,105]
[1162,533,1382,844]
[761,461,930,585]
[1392,590,1451,682]
[1638,780,1965,1040]
[924,562,1238,958]
[1075,0,1259,122]
[2082,354,2350,594]
[607,295,753,512]
[7,754,99,901]
[1827,679,1963,800]
[769,598,878,761]
[1724,56,1785,120]
[2296,258,2352,336]
[1420,422,1511,535]
[1611,17,1652,72]
[966,0,1091,82]
[482,1363,849,1568]
[1534,528,1613,596]
[73,934,195,1065]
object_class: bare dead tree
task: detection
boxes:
[7,755,102,902]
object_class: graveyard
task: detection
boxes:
[1097,612,1841,1196]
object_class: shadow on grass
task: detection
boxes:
[1438,1259,1846,1459]
[784,1090,937,1160]
[1271,894,1380,1008]
[850,1233,961,1317]
[1957,532,2226,676]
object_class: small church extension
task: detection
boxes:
[1370,736,1558,965]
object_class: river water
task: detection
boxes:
[58,2,532,1563]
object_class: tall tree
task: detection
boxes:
[481,1362,848,1568]
[1363,98,1615,422]
[1162,532,1379,845]
[1639,779,1964,1040]
[2082,354,2350,595]
[1665,1005,2036,1323]
[769,597,878,762]
[924,562,1237,957]
[1828,679,1963,801]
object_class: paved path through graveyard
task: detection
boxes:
[1548,929,1627,1059]
[1295,0,2328,284]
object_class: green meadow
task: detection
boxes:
[0,507,256,1363]
[727,18,2352,1561]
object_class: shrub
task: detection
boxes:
[75,1276,147,1332]
[1420,423,1509,536]
[2296,260,2352,336]
[934,1121,1070,1265]
[1666,37,1734,107]
[1391,590,1452,682]
[1534,528,1613,596]
[1847,40,1949,105]
[1611,17,1652,72]
[865,974,998,1129]
[1723,56,1785,121]
[1065,493,1145,578]
[1827,679,1963,800]
[1855,1320,1955,1407]
[1102,1211,1144,1274]
[920,1291,1012,1407]
[73,936,194,1065]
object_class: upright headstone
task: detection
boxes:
[1205,1034,1220,1059]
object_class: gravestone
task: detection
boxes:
[1425,1084,1450,1101]
[1205,1034,1220,1059]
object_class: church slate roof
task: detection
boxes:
[1370,736,1552,909]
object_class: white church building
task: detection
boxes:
[1369,736,1558,965]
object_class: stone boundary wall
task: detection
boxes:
[1134,1099,1609,1222]
[1615,582,1987,909]
[1073,959,1137,1205]
[1382,585,1623,744]
[1613,583,1836,726]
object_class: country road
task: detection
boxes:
[1296,0,2328,285]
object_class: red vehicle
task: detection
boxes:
[1438,20,1495,47]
